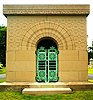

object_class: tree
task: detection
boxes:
[0,26,6,66]
[88,46,93,65]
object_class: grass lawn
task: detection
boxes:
[0,79,6,83]
[0,68,93,99]
[88,68,93,74]
[88,68,93,82]
[0,67,6,74]
[0,91,93,100]
[0,67,6,83]
[88,80,93,83]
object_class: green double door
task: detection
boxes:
[36,46,59,82]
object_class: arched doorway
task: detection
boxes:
[36,37,59,82]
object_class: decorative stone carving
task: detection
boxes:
[3,5,90,82]
[21,21,73,50]
[3,5,89,15]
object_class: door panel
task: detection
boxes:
[36,46,59,82]
[48,47,59,82]
[36,47,47,82]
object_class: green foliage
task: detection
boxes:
[88,80,93,83]
[0,63,3,69]
[0,26,6,66]
[0,67,6,74]
[88,68,93,74]
[0,91,93,100]
[0,79,6,83]
[88,47,93,64]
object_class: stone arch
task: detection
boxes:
[21,21,74,50]
[36,37,58,50]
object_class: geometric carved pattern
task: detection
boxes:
[5,5,88,51]
[4,5,89,15]
[21,21,74,50]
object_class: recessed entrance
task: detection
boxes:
[36,38,59,82]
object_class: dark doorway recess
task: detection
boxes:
[37,37,58,50]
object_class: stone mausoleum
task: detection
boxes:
[3,5,90,83]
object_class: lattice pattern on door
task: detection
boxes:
[36,46,59,82]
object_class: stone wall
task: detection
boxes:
[3,5,90,82]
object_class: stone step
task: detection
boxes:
[29,82,68,88]
[22,88,72,95]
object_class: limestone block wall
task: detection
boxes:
[3,5,89,82]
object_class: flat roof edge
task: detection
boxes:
[3,4,90,16]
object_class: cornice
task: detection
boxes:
[3,5,90,16]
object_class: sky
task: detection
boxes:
[0,0,93,47]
